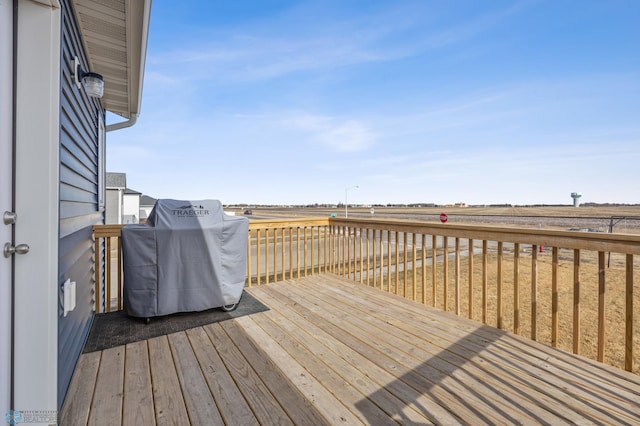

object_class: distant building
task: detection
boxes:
[139,194,157,222]
[106,172,142,224]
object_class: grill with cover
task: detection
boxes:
[121,199,249,318]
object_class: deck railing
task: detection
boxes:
[93,217,639,373]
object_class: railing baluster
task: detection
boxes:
[598,251,606,362]
[117,236,122,311]
[455,237,460,314]
[316,226,322,274]
[289,228,294,279]
[304,226,308,277]
[324,226,328,273]
[359,227,363,283]
[367,229,371,285]
[573,249,581,354]
[444,237,449,311]
[432,235,437,307]
[468,238,474,320]
[331,225,338,274]
[274,228,278,281]
[422,234,427,305]
[265,229,270,284]
[247,231,252,286]
[283,227,287,279]
[387,230,392,293]
[625,254,634,372]
[374,230,378,289]
[412,233,417,301]
[552,247,559,347]
[403,232,408,298]
[482,240,488,324]
[497,241,503,328]
[257,229,261,285]
[395,231,399,295]
[94,237,100,313]
[311,226,315,276]
[531,245,538,340]
[514,243,520,335]
[106,236,112,312]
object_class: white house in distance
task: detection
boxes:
[106,172,142,224]
[140,194,157,222]
[0,0,151,421]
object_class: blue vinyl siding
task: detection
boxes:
[57,0,104,409]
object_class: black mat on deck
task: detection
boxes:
[83,291,269,353]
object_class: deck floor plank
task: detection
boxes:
[282,279,564,425]
[88,346,124,426]
[202,322,293,425]
[185,327,260,426]
[59,351,101,426]
[309,275,640,423]
[219,319,330,425]
[122,341,155,426]
[236,315,364,425]
[61,273,640,426]
[167,332,224,425]
[250,285,462,424]
[270,280,524,425]
[294,276,619,424]
[250,286,436,425]
[320,273,640,388]
[147,335,189,426]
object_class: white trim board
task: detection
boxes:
[13,0,61,419]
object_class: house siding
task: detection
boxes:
[57,0,104,408]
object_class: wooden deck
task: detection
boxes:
[60,274,640,425]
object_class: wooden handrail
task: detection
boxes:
[92,217,638,373]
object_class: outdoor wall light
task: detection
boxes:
[73,56,104,98]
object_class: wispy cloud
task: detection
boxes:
[147,1,532,86]
[282,113,377,152]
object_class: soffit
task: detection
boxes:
[72,0,151,119]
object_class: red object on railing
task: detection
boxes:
[440,213,448,223]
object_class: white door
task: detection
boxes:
[0,0,14,420]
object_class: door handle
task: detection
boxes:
[3,243,30,258]
[3,211,17,225]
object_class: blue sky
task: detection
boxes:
[106,0,640,206]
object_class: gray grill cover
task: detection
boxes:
[121,199,248,318]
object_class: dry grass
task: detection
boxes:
[361,247,639,374]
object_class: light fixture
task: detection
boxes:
[345,185,359,218]
[73,56,104,98]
